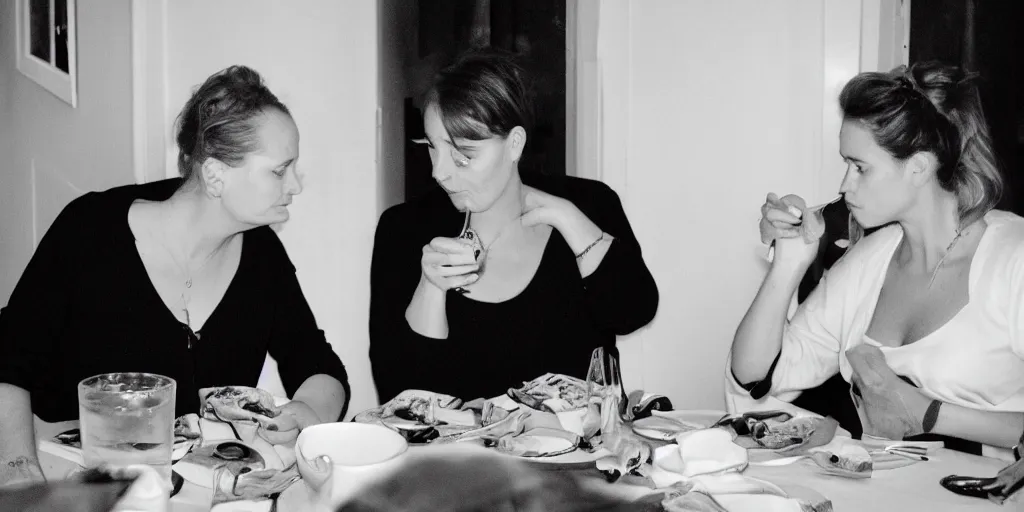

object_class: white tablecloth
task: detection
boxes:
[742,448,1011,511]
[38,421,1016,511]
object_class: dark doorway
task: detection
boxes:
[402,0,567,202]
[910,0,1024,214]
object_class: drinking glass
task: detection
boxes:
[78,373,176,492]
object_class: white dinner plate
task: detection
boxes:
[631,409,726,441]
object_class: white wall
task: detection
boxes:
[0,0,135,306]
[575,0,903,409]
[1,0,907,418]
[160,0,381,417]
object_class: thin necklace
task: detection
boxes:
[476,212,524,254]
[160,237,224,330]
[926,225,965,289]
[463,194,527,263]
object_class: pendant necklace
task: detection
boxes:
[161,239,223,332]
[465,212,524,264]
[458,194,527,269]
[453,193,528,293]
[926,225,966,289]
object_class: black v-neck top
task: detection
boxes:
[0,179,350,422]
[369,174,659,403]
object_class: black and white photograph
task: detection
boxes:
[0,0,1023,510]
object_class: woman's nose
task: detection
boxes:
[287,168,304,195]
[838,170,855,195]
[431,155,452,183]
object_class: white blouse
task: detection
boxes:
[725,210,1024,459]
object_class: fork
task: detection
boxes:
[458,210,472,238]
[453,211,473,294]
[766,195,843,263]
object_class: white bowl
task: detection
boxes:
[294,422,409,507]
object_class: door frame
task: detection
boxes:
[130,0,170,184]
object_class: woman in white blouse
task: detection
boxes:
[729,61,1023,460]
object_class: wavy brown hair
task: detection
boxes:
[839,61,1003,228]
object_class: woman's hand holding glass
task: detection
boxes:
[760,192,821,271]
[420,237,481,292]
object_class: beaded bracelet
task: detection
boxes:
[575,232,606,260]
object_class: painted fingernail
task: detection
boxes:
[266,424,278,431]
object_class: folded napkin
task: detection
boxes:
[650,429,748,487]
[747,435,875,478]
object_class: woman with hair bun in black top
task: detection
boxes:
[369,49,658,404]
[0,65,350,487]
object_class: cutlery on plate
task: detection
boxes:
[883,445,929,461]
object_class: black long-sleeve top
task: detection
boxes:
[369,174,659,403]
[0,179,350,422]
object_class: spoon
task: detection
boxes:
[458,210,471,238]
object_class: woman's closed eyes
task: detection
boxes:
[412,138,471,168]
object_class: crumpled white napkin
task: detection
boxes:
[174,417,293,489]
[749,435,876,477]
[656,471,833,512]
[648,428,835,511]
[651,428,748,487]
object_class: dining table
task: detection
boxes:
[734,447,1010,511]
[35,414,1016,512]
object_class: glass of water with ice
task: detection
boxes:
[78,373,176,492]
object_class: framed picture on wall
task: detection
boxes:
[16,0,78,107]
